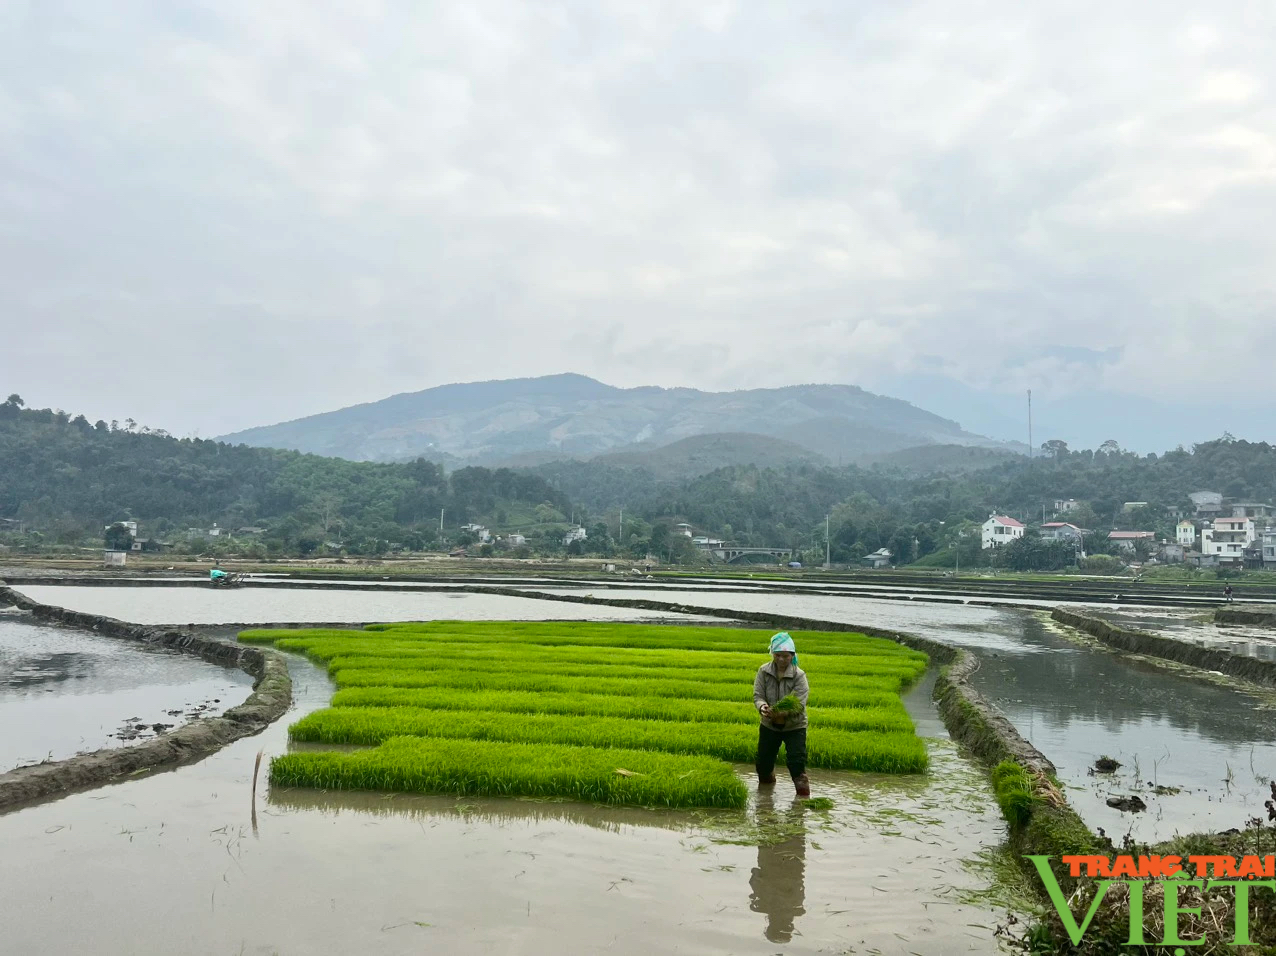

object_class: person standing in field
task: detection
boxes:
[754,632,811,797]
[1225,584,1234,603]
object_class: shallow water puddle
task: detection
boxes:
[0,616,253,771]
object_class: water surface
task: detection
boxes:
[0,614,253,771]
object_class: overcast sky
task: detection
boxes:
[3,2,1274,448]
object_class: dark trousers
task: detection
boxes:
[756,725,807,780]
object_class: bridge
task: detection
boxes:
[709,546,794,563]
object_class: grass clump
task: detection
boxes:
[271,736,748,809]
[991,760,1035,828]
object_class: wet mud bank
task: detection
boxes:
[0,584,291,813]
[1053,606,1276,688]
[1215,605,1276,627]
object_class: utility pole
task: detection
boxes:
[1027,389,1033,460]
[439,508,444,533]
[825,514,831,568]
[619,507,623,544]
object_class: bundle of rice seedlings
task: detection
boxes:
[991,759,1035,827]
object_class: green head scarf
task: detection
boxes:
[769,632,797,666]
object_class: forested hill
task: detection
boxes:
[0,399,569,554]
[540,436,1276,565]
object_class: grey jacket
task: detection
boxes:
[753,661,809,731]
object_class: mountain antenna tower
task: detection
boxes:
[1027,390,1033,460]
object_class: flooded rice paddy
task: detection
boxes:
[5,580,1276,952]
[12,585,721,626]
[0,613,253,772]
[0,648,1011,955]
[519,587,1276,842]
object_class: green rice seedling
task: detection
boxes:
[773,694,804,715]
[329,687,912,732]
[287,707,927,773]
[991,760,1035,827]
[313,644,924,679]
[309,622,926,661]
[322,657,923,692]
[270,736,748,809]
[804,797,836,811]
[330,668,900,706]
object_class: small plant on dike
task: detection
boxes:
[991,760,1035,827]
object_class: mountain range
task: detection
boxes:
[218,374,1017,472]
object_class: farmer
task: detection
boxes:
[210,568,228,585]
[753,632,811,797]
[1225,584,1234,603]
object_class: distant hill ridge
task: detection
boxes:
[218,373,1009,465]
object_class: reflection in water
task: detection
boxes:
[748,792,807,944]
[269,783,718,835]
[0,618,254,770]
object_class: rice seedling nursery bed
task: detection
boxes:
[242,622,929,809]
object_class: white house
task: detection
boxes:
[1206,516,1255,565]
[461,523,492,543]
[563,526,587,545]
[982,515,1025,549]
[1040,522,1084,543]
[1176,520,1197,548]
[504,533,527,548]
[1053,499,1080,514]
[1107,530,1156,553]
[674,522,694,538]
[105,520,138,537]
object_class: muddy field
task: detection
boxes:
[0,651,1013,955]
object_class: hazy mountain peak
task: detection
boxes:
[218,373,1004,464]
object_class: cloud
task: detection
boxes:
[1,0,1274,438]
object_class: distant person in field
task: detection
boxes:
[753,632,811,797]
[1225,584,1234,603]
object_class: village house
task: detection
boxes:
[1176,520,1197,548]
[503,533,526,548]
[1052,499,1080,514]
[461,523,492,543]
[562,526,587,546]
[1107,530,1155,553]
[1185,550,1218,569]
[1262,529,1276,569]
[1121,501,1149,513]
[1040,522,1084,543]
[1231,502,1274,521]
[674,522,694,538]
[105,520,138,537]
[862,548,892,568]
[981,515,1024,549]
[1189,491,1225,518]
[1205,515,1256,566]
[1159,542,1185,563]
